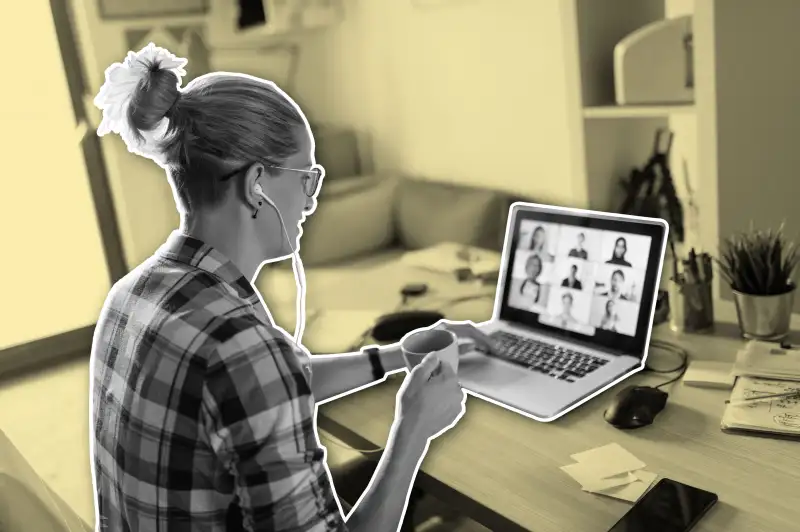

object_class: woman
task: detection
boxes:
[88,44,491,532]
[519,277,542,307]
[524,253,543,282]
[530,226,546,252]
[529,226,554,261]
[601,269,629,300]
[607,236,632,267]
[515,254,544,309]
[599,299,620,331]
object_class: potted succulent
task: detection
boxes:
[715,224,800,340]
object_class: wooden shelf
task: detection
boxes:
[102,14,207,30]
[583,104,696,119]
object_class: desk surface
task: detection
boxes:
[318,323,800,532]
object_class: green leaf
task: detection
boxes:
[713,225,797,295]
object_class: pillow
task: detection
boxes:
[299,175,400,266]
[395,179,506,250]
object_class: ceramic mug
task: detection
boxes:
[400,327,459,374]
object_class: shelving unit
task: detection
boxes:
[563,0,699,215]
[565,0,800,320]
[560,0,703,297]
[583,104,695,119]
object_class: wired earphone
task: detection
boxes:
[255,179,387,455]
[255,181,387,456]
[253,181,307,344]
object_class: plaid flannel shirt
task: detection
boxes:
[90,231,347,532]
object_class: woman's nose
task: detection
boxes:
[303,196,317,213]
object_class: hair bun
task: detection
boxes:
[128,60,182,132]
[94,43,187,163]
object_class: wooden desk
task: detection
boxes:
[318,322,800,531]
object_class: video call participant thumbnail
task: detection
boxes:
[568,232,588,260]
[529,225,555,261]
[561,264,583,289]
[600,269,629,300]
[606,236,632,267]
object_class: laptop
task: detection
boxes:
[459,202,669,422]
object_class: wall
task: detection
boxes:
[69,1,200,270]
[0,1,110,350]
[67,0,583,270]
[712,0,800,311]
[665,0,699,252]
[291,0,580,204]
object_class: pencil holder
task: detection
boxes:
[668,279,714,333]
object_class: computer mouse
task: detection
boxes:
[371,310,445,343]
[604,385,668,429]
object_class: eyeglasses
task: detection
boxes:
[218,163,325,198]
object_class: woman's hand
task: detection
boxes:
[433,319,501,356]
[396,353,466,442]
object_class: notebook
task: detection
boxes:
[732,340,800,381]
[721,376,800,438]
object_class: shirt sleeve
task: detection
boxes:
[201,315,346,532]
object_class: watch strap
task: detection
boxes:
[365,347,385,381]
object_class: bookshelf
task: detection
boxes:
[563,0,698,213]
[561,0,702,298]
[582,105,695,119]
[564,0,800,321]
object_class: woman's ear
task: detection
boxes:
[243,163,265,209]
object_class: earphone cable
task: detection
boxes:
[256,184,306,344]
[292,251,307,344]
[255,187,381,451]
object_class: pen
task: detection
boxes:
[669,239,680,283]
[691,248,702,281]
[702,253,713,281]
[725,390,800,405]
[682,259,695,284]
[691,249,704,282]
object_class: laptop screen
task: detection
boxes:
[498,204,668,359]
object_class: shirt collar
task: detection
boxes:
[157,230,261,305]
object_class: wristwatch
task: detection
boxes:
[364,346,386,381]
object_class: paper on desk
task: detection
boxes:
[560,463,638,491]
[570,443,646,474]
[587,470,658,502]
[300,309,384,354]
[732,340,800,380]
[581,472,641,493]
[560,459,640,486]
[562,444,655,503]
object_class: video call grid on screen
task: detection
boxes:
[499,207,667,358]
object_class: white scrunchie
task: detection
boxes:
[94,42,187,164]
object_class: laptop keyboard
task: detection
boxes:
[485,331,609,383]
